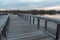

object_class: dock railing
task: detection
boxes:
[0,14,10,40]
[20,14,60,40]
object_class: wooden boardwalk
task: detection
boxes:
[7,14,54,40]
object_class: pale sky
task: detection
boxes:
[0,0,60,10]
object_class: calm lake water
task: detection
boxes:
[27,14,60,38]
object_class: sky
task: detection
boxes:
[0,0,60,10]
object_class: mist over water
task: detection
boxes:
[37,14,60,18]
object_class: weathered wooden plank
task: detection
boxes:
[7,14,54,40]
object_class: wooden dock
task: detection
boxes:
[7,14,54,40]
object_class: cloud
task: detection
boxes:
[0,0,60,10]
[43,6,60,10]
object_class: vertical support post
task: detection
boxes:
[24,16,25,19]
[29,17,31,24]
[37,18,40,29]
[33,17,34,24]
[2,27,6,37]
[0,33,2,40]
[56,24,60,40]
[6,16,10,35]
[24,15,25,18]
[25,16,26,21]
[27,16,28,22]
[45,20,47,31]
[22,15,24,18]
[25,16,27,21]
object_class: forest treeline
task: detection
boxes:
[0,10,60,15]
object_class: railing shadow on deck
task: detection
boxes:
[19,14,60,40]
[0,14,10,40]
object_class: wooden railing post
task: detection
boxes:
[37,19,40,29]
[23,15,25,18]
[0,33,2,40]
[24,16,25,20]
[45,20,47,31]
[2,27,6,37]
[33,17,34,24]
[27,16,28,22]
[25,16,27,21]
[29,17,31,24]
[56,24,60,40]
[6,16,10,35]
[25,16,26,21]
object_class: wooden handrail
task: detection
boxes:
[21,14,60,24]
[20,14,60,40]
[0,14,10,40]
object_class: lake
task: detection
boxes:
[27,14,60,39]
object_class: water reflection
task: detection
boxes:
[30,16,57,37]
